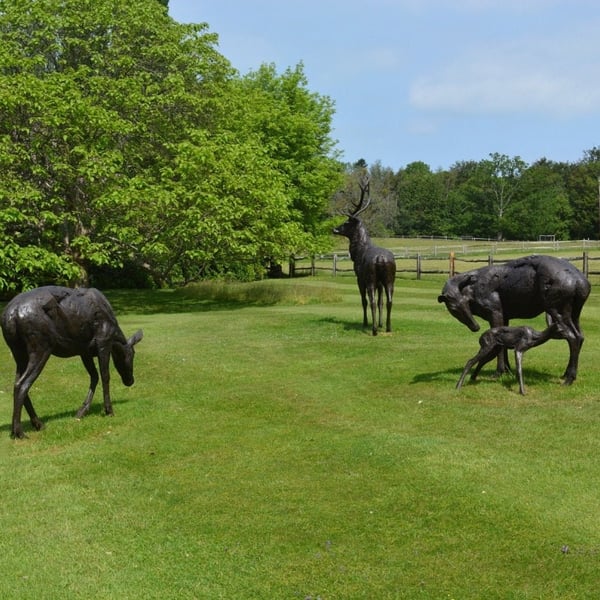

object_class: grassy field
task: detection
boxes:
[303,238,600,280]
[0,271,599,598]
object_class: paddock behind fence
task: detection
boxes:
[289,248,600,280]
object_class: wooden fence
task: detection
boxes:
[289,251,600,279]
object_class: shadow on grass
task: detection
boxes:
[0,282,342,317]
[412,366,557,390]
[411,367,462,384]
[105,281,342,316]
[316,316,369,332]
[0,398,130,436]
[104,289,261,315]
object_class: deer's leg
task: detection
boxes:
[493,319,511,376]
[97,346,114,416]
[358,282,368,329]
[492,345,513,377]
[367,285,377,336]
[385,283,393,333]
[457,345,501,390]
[471,347,502,381]
[11,351,51,439]
[457,356,480,389]
[552,314,584,385]
[515,349,526,395]
[562,332,583,385]
[76,354,99,419]
[376,284,384,329]
[23,394,44,432]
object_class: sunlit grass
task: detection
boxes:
[0,276,598,598]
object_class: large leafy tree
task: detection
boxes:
[331,160,397,238]
[394,161,446,236]
[504,159,572,240]
[235,63,343,256]
[478,153,527,240]
[565,148,600,240]
[0,0,232,289]
[0,0,341,290]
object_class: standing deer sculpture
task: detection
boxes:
[333,176,396,335]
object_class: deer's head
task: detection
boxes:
[332,175,371,239]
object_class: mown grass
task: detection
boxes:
[0,274,599,598]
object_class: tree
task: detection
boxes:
[564,150,600,240]
[332,161,397,238]
[479,153,527,240]
[394,161,445,236]
[365,161,398,237]
[504,159,572,240]
[437,161,482,237]
[235,63,343,257]
[0,0,233,288]
[0,0,341,290]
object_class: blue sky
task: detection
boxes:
[168,0,600,171]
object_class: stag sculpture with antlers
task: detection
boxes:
[333,176,396,335]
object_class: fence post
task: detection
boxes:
[488,255,494,266]
[583,251,589,277]
[311,256,315,276]
[416,254,422,280]
[449,251,455,277]
[289,256,296,278]
[333,253,337,276]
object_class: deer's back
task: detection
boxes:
[2,286,122,357]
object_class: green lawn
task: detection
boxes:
[0,276,598,598]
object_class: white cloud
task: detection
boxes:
[409,23,600,117]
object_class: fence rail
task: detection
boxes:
[290,248,600,280]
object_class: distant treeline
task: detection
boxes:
[334,151,600,244]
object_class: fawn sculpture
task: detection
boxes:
[456,323,559,395]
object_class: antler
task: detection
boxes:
[346,175,371,218]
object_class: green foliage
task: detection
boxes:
[358,149,600,242]
[237,64,343,248]
[0,0,340,291]
[2,278,600,597]
[395,161,447,235]
[0,0,597,293]
[565,153,600,239]
[505,160,572,240]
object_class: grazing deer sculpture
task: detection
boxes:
[1,286,143,438]
[333,176,396,335]
[456,323,559,395]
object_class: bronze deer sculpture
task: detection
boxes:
[1,286,143,438]
[333,176,396,335]
[456,323,559,395]
[438,255,590,384]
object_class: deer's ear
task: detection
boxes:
[458,273,477,291]
[128,330,143,347]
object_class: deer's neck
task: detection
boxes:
[531,327,555,348]
[348,226,372,262]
